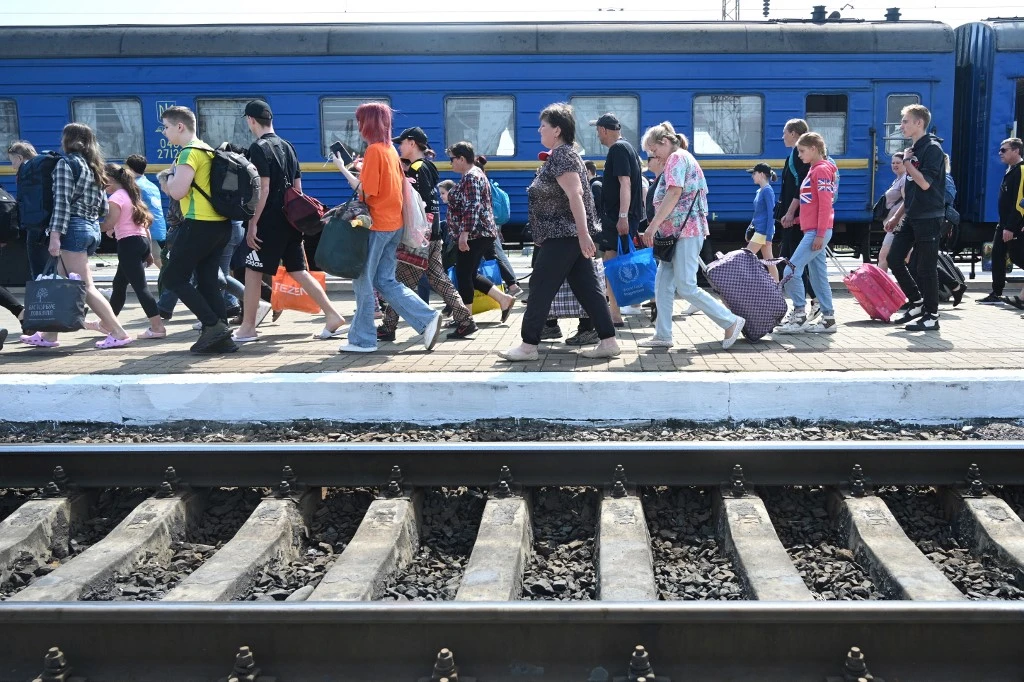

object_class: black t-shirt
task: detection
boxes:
[779,147,810,219]
[589,178,603,217]
[249,132,300,227]
[407,157,441,241]
[601,138,644,223]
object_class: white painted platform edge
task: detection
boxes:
[1,370,1021,425]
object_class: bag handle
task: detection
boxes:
[616,235,636,257]
[823,246,849,277]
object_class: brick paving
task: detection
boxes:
[1,255,1021,375]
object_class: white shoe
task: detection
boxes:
[805,316,838,334]
[808,299,822,322]
[338,343,375,353]
[638,337,674,348]
[192,321,202,331]
[774,315,808,335]
[422,311,442,351]
[680,302,699,316]
[98,288,113,300]
[722,317,745,350]
[619,305,643,316]
[254,300,273,327]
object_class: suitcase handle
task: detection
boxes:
[824,247,850,277]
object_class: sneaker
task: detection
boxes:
[619,305,643,316]
[565,329,600,346]
[805,316,838,334]
[422,311,442,350]
[254,300,273,327]
[376,327,396,342]
[893,300,924,325]
[447,320,479,339]
[338,343,375,353]
[638,336,673,348]
[680,302,699,316]
[807,299,821,321]
[540,324,563,340]
[508,283,524,298]
[192,321,203,331]
[904,313,939,331]
[951,284,966,307]
[190,321,232,354]
[976,293,1002,304]
[441,305,453,319]
[774,314,808,335]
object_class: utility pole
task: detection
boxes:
[722,0,740,20]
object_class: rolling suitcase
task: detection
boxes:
[827,249,905,322]
[701,249,790,341]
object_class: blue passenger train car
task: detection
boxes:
[0,19,954,274]
[952,19,1024,242]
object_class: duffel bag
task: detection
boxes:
[703,249,789,341]
[315,191,371,280]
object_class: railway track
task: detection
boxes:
[1,441,1023,681]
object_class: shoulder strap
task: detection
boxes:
[787,151,798,180]
[180,145,218,204]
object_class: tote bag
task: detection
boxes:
[22,258,86,333]
[270,267,327,314]
[315,189,371,280]
[603,240,657,307]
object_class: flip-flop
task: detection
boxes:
[139,329,167,340]
[231,333,260,343]
[20,332,59,348]
[95,335,133,350]
[0,328,7,351]
[500,300,516,324]
[313,324,349,340]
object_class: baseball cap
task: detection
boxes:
[746,162,773,175]
[242,100,273,120]
[393,127,430,146]
[589,113,621,130]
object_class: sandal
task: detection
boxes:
[84,319,111,335]
[20,332,59,348]
[313,324,349,340]
[95,335,133,349]
[500,299,516,324]
[139,328,167,340]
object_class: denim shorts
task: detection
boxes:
[61,217,102,255]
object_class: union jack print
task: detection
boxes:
[817,177,837,195]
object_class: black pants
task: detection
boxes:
[889,217,942,315]
[779,225,815,299]
[989,227,1024,296]
[110,235,159,319]
[161,219,231,327]
[25,227,50,281]
[521,237,615,345]
[454,237,497,305]
[0,285,23,319]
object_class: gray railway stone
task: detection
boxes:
[831,492,964,601]
[309,492,422,601]
[162,491,319,602]
[597,493,657,601]
[0,494,92,584]
[944,490,1024,586]
[456,497,532,601]
[715,491,814,601]
[9,493,202,602]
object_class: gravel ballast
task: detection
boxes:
[643,487,743,601]
[522,487,598,601]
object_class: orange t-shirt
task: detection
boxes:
[361,142,403,232]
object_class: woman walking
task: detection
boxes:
[20,123,133,349]
[638,122,745,350]
[500,102,619,361]
[331,102,443,353]
[878,153,907,272]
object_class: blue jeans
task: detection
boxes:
[653,234,737,339]
[60,217,101,255]
[783,230,834,316]
[349,228,437,349]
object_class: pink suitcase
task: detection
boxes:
[828,250,906,322]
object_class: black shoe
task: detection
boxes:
[376,327,396,342]
[225,305,242,319]
[650,302,658,324]
[893,301,924,325]
[447,320,479,339]
[951,285,966,307]
[441,305,453,319]
[190,321,231,353]
[0,328,7,352]
[904,313,939,331]
[976,293,1002,304]
[565,329,600,346]
[540,324,563,340]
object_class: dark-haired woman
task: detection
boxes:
[500,102,619,361]
[473,155,521,295]
[92,163,166,340]
[20,123,132,349]
[446,141,516,326]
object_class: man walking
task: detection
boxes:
[977,137,1024,304]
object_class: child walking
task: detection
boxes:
[745,162,780,281]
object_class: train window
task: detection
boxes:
[805,94,847,155]
[885,94,920,155]
[320,97,391,157]
[71,99,143,160]
[444,97,515,157]
[197,98,261,150]
[569,96,639,157]
[0,100,18,160]
[693,95,763,155]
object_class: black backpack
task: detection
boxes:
[0,186,19,242]
[183,144,260,221]
[15,151,83,229]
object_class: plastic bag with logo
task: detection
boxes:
[270,266,326,314]
[603,239,657,308]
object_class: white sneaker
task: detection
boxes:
[722,317,745,349]
[808,299,822,322]
[638,337,674,348]
[338,343,375,353]
[422,311,442,351]
[680,302,699,316]
[254,300,273,327]
[805,316,838,334]
[774,315,808,335]
[619,305,644,316]
[98,288,113,300]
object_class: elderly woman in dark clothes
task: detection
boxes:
[499,102,619,361]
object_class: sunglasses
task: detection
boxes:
[998,148,1010,153]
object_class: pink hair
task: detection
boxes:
[355,102,393,145]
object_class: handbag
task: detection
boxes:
[396,242,429,270]
[283,186,326,236]
[315,187,371,279]
[22,257,86,333]
[652,191,700,262]
[604,239,657,308]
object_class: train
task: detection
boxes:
[0,17,1021,284]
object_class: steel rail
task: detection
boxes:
[0,440,1022,488]
[1,602,1022,681]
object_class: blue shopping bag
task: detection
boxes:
[603,240,657,307]
[447,259,504,314]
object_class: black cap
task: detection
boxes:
[393,127,429,146]
[746,162,773,175]
[589,113,621,130]
[243,100,273,120]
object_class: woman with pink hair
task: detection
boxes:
[331,102,443,352]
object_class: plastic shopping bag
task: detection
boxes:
[603,239,657,307]
[270,267,326,314]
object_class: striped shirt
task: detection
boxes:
[49,154,108,235]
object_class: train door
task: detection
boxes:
[872,88,921,199]
[1015,78,1023,138]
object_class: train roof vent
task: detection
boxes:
[885,7,901,21]
[811,5,827,22]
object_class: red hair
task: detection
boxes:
[355,102,393,145]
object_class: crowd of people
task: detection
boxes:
[1,100,1023,358]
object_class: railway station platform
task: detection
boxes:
[1,254,1022,425]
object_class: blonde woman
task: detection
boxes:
[639,122,744,350]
